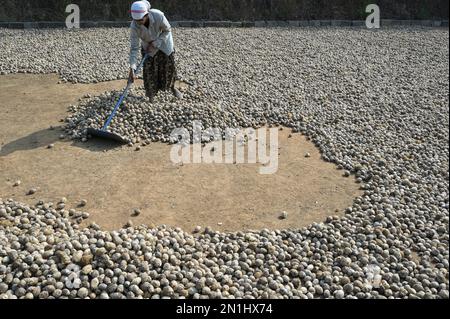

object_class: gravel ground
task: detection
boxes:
[0,27,449,299]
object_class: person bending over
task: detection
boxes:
[128,1,182,101]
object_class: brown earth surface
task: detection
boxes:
[0,73,362,232]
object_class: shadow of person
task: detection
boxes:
[0,127,123,157]
[0,128,61,157]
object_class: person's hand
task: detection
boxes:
[146,41,156,53]
[128,68,136,83]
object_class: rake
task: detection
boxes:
[87,53,149,143]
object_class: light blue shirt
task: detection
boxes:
[129,9,174,70]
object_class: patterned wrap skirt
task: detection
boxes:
[141,48,177,101]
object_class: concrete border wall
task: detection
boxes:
[0,20,448,29]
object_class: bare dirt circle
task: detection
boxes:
[0,74,362,232]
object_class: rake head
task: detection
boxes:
[87,128,129,144]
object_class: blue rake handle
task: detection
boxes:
[101,53,150,131]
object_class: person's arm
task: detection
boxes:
[129,24,140,70]
[152,14,171,49]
